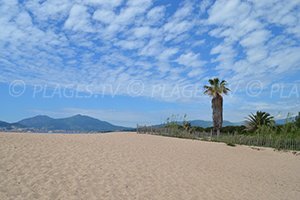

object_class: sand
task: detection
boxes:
[0,132,299,200]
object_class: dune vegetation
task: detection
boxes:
[137,113,300,151]
[137,79,300,151]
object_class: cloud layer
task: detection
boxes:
[0,0,299,113]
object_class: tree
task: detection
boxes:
[204,78,230,136]
[245,111,274,131]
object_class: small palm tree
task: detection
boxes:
[204,78,230,136]
[246,111,274,131]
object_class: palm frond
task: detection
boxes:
[246,111,274,131]
[203,78,230,97]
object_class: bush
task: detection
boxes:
[221,125,247,134]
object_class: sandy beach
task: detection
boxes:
[0,132,299,200]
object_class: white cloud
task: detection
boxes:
[176,52,204,68]
[146,6,166,25]
[245,47,268,63]
[187,68,203,78]
[64,4,93,32]
[116,39,145,50]
[208,0,251,26]
[132,26,152,38]
[85,0,123,8]
[93,9,115,24]
[139,38,162,57]
[176,52,205,78]
[15,11,33,27]
[240,30,271,47]
[24,0,72,21]
[158,48,178,61]
[200,0,213,14]
[207,0,300,83]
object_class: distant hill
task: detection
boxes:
[17,114,131,132]
[275,117,296,125]
[189,120,243,127]
[152,120,244,128]
[18,115,55,129]
[1,114,298,132]
[0,120,25,130]
[0,120,10,127]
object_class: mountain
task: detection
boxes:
[0,120,10,128]
[275,117,297,125]
[18,115,55,129]
[2,114,298,132]
[17,114,132,132]
[153,120,244,128]
[189,120,243,128]
[0,120,25,130]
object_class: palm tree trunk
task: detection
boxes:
[212,95,223,135]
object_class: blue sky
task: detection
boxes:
[0,0,300,126]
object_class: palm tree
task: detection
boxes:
[246,111,274,131]
[296,112,300,128]
[204,78,230,136]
